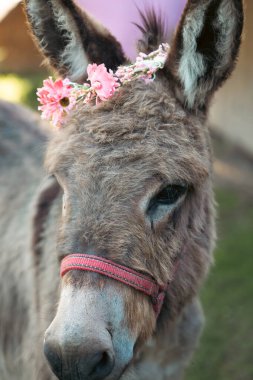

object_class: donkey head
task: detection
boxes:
[25,0,243,379]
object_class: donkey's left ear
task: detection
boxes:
[166,0,244,111]
[24,0,126,82]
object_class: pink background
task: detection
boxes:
[76,0,186,59]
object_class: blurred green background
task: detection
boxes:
[188,186,253,380]
[0,2,252,380]
[0,72,45,110]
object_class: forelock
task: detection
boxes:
[45,78,209,185]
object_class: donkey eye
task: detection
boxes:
[154,185,187,205]
[147,185,187,224]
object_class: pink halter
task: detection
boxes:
[61,254,178,317]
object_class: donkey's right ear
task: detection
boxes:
[24,0,126,82]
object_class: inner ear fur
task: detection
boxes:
[24,0,126,82]
[166,0,244,111]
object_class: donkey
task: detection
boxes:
[0,0,243,379]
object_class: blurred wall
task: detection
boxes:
[0,3,44,73]
[77,0,186,59]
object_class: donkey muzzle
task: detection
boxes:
[44,327,115,380]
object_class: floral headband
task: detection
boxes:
[37,43,170,127]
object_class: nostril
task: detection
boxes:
[44,339,62,378]
[44,330,115,380]
[88,350,115,380]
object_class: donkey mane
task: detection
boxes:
[135,8,168,53]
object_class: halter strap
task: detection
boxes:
[60,254,176,317]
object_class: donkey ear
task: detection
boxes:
[24,0,126,82]
[166,0,244,110]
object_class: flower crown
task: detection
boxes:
[37,43,170,127]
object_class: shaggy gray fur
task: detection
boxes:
[0,0,244,379]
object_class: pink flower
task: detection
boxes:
[87,64,119,101]
[37,77,75,127]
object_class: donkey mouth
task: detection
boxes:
[53,361,132,380]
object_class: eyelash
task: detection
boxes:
[146,184,188,225]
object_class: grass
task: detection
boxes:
[187,187,253,380]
